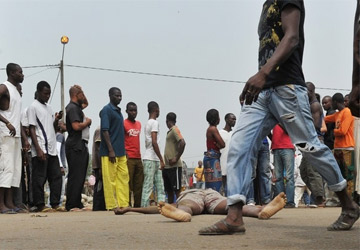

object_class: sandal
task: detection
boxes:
[14,207,28,213]
[327,206,360,231]
[199,219,246,235]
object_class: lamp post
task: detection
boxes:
[60,35,69,116]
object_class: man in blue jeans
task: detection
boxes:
[199,0,359,235]
[247,138,272,206]
[271,124,295,208]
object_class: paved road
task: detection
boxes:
[0,207,359,249]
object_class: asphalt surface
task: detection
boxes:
[0,207,359,250]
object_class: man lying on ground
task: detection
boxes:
[114,188,286,223]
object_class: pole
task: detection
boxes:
[60,58,64,116]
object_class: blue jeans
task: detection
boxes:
[273,148,295,205]
[247,143,271,204]
[226,85,346,206]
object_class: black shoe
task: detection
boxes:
[284,204,295,208]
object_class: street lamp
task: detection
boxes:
[60,35,69,117]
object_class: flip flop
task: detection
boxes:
[199,219,246,235]
[327,206,360,231]
[1,209,17,214]
[14,207,28,213]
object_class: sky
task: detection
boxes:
[0,0,356,168]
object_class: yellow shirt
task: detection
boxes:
[194,167,205,182]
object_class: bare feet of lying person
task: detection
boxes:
[258,192,286,220]
[157,202,191,222]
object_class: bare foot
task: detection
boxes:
[258,192,286,220]
[114,207,131,215]
[157,201,191,222]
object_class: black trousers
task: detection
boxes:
[92,168,106,211]
[65,143,89,211]
[32,155,62,207]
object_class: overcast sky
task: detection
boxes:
[0,0,356,167]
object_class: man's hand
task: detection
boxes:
[85,117,92,127]
[60,167,65,176]
[7,123,16,136]
[240,71,267,105]
[22,140,30,152]
[160,160,165,170]
[109,150,116,164]
[169,157,178,166]
[36,149,46,161]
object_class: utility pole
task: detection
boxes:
[60,35,69,116]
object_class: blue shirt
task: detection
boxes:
[99,103,125,157]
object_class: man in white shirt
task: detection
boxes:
[141,101,165,207]
[219,113,236,197]
[28,81,63,212]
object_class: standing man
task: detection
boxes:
[124,102,144,208]
[219,113,236,196]
[91,126,106,211]
[28,81,63,212]
[163,112,186,204]
[141,101,166,207]
[200,1,358,235]
[271,124,295,208]
[100,87,129,210]
[322,95,336,150]
[0,63,29,214]
[324,93,355,198]
[65,85,92,211]
[299,82,326,206]
[194,161,205,189]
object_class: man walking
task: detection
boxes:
[200,1,359,234]
[100,87,129,210]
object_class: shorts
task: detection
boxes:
[162,167,182,192]
[0,136,22,188]
[176,188,226,214]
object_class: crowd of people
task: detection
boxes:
[0,0,359,237]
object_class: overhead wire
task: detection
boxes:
[65,64,351,91]
[0,63,352,91]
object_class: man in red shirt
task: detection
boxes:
[124,102,144,208]
[271,124,295,208]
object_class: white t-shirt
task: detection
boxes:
[219,129,232,176]
[143,119,160,161]
[0,81,22,137]
[27,100,57,156]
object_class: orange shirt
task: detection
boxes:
[324,108,354,149]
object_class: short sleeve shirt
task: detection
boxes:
[99,103,125,157]
[258,0,305,88]
[164,125,184,168]
[65,101,84,150]
[143,119,160,161]
[124,119,142,159]
[27,100,57,156]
